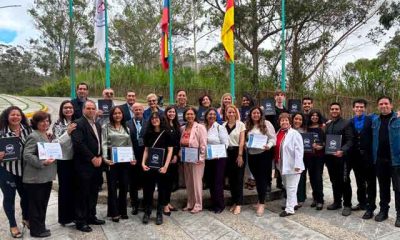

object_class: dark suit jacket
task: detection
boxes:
[119,103,133,123]
[350,115,373,161]
[71,116,102,174]
[126,117,146,162]
[71,98,86,119]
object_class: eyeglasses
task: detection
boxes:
[148,99,156,103]
[106,92,114,96]
[63,106,73,109]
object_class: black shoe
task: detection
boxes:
[310,201,317,208]
[163,211,171,216]
[351,204,367,211]
[131,206,139,215]
[327,202,342,210]
[156,214,163,225]
[342,207,352,216]
[316,203,323,210]
[111,217,120,223]
[121,215,129,220]
[76,224,92,233]
[142,214,150,224]
[294,204,302,210]
[362,210,374,220]
[31,231,51,238]
[89,218,105,225]
[279,211,294,217]
[374,211,388,222]
[281,206,285,210]
[395,216,400,227]
[214,208,223,214]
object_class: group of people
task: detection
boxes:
[1,84,400,238]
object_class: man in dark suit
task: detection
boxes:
[71,100,105,232]
[71,82,89,119]
[126,103,146,215]
[349,99,376,219]
[120,90,136,123]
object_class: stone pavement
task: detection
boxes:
[1,171,400,240]
[0,94,46,117]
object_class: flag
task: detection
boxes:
[221,0,234,63]
[160,0,169,70]
[94,0,106,61]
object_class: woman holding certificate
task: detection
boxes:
[180,107,207,214]
[223,105,246,215]
[0,106,31,238]
[23,111,56,238]
[274,113,305,217]
[204,108,229,213]
[102,106,136,222]
[52,100,76,226]
[245,106,276,216]
[141,112,173,225]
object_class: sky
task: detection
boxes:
[0,0,396,72]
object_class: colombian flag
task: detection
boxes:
[221,0,234,63]
[160,0,169,71]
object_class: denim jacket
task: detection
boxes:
[372,112,400,166]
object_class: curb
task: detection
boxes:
[25,102,48,118]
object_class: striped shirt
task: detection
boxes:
[1,124,32,176]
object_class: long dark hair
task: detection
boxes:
[0,106,29,131]
[144,112,167,136]
[291,112,305,130]
[204,107,218,128]
[109,106,128,132]
[163,106,180,131]
[307,109,324,127]
[245,106,268,135]
[58,100,75,123]
[242,93,255,107]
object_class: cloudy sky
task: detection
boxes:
[0,0,396,72]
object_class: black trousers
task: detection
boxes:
[106,163,130,217]
[325,155,352,207]
[75,169,102,225]
[248,150,272,204]
[226,147,245,205]
[376,158,400,213]
[57,161,75,224]
[164,162,178,205]
[143,169,167,215]
[24,182,52,235]
[297,169,307,203]
[130,149,144,208]
[305,155,324,204]
[349,150,376,210]
[204,158,227,211]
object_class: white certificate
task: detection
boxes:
[181,147,199,163]
[206,144,227,160]
[37,142,62,160]
[112,147,134,163]
[247,134,268,149]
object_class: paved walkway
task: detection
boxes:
[0,94,46,117]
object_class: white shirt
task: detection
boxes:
[223,121,246,147]
[206,122,229,148]
[247,120,276,155]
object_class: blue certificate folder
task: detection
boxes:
[0,137,20,161]
[181,147,199,163]
[147,147,165,169]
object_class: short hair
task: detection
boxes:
[274,90,285,96]
[225,105,239,120]
[76,82,89,90]
[278,112,292,125]
[183,107,198,122]
[377,96,392,104]
[302,97,313,103]
[329,102,341,109]
[83,100,96,109]
[352,98,368,108]
[198,94,213,106]
[176,89,186,95]
[30,111,51,130]
[126,90,135,95]
[58,100,75,123]
[146,93,158,101]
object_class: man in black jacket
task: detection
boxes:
[71,100,105,232]
[325,102,354,216]
[120,90,136,123]
[126,103,146,215]
[71,82,89,119]
[349,99,376,219]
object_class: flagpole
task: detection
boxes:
[168,0,174,104]
[69,0,76,99]
[104,0,111,88]
[281,0,286,92]
[230,62,235,103]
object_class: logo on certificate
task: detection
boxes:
[329,140,337,148]
[102,105,109,111]
[292,104,298,111]
[304,139,310,145]
[5,144,15,154]
[151,154,160,164]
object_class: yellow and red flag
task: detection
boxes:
[160,0,169,70]
[221,0,234,63]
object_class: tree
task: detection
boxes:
[29,0,94,77]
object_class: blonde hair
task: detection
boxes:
[225,105,239,121]
[146,93,157,101]
[220,93,233,107]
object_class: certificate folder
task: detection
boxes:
[147,147,165,169]
[98,99,113,116]
[206,144,227,160]
[181,147,199,163]
[325,134,342,155]
[0,137,20,161]
[260,98,276,116]
[288,99,302,114]
[301,133,319,153]
[112,147,134,163]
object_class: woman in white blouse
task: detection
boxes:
[223,105,246,215]
[245,106,276,216]
[204,108,229,213]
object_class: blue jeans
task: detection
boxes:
[0,166,28,227]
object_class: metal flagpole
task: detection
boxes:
[104,0,111,88]
[230,62,235,104]
[281,0,286,92]
[69,0,76,98]
[168,0,174,104]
